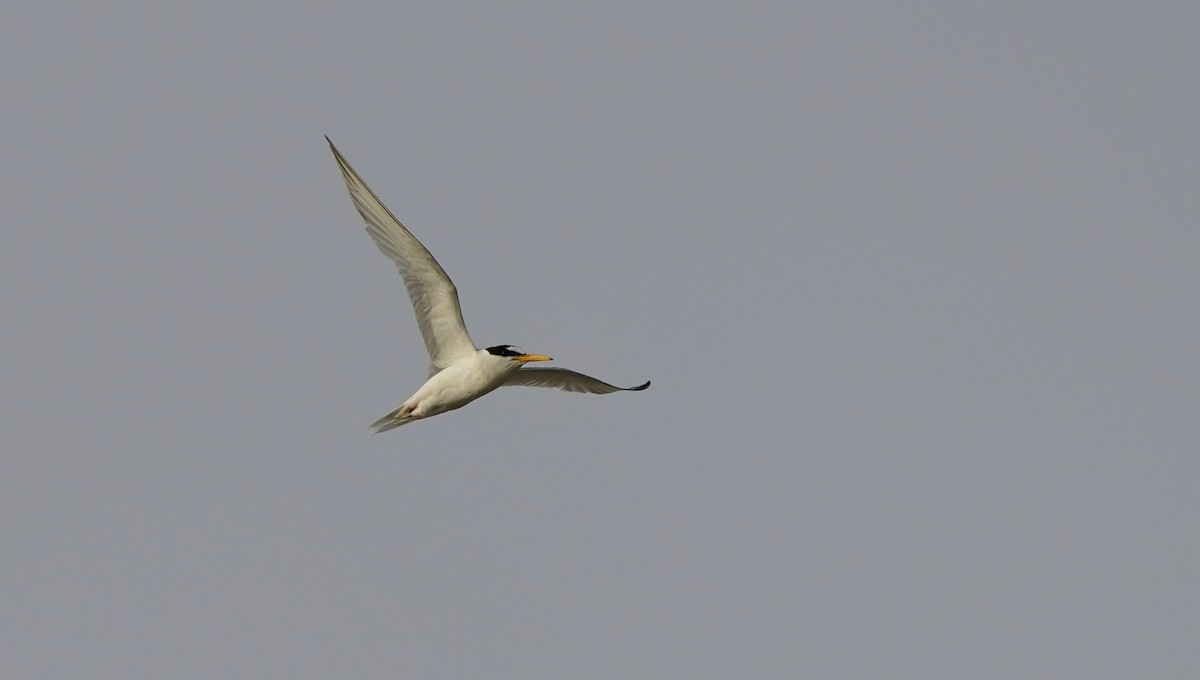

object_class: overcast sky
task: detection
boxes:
[3,2,1198,678]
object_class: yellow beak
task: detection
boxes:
[514,353,552,363]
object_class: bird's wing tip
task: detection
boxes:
[629,380,651,391]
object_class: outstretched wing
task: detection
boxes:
[503,367,650,394]
[327,138,477,373]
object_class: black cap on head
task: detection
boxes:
[486,345,524,357]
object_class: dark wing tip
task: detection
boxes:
[627,380,651,391]
[326,137,348,163]
[325,136,343,158]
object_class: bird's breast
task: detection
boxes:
[410,355,516,415]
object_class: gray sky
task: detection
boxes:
[3,2,1198,678]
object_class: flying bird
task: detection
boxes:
[326,137,650,432]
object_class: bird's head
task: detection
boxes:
[486,345,552,364]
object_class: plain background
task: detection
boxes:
[3,2,1197,678]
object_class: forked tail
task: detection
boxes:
[369,405,417,434]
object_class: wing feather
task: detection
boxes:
[326,138,477,372]
[503,367,650,394]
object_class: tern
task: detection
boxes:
[327,138,650,432]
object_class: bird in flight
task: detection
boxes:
[326,138,650,432]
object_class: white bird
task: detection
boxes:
[327,137,650,432]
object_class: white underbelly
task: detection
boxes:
[410,357,514,416]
